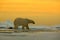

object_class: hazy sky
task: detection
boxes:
[0,0,60,26]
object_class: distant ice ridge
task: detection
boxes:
[0,20,14,29]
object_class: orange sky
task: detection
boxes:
[0,0,60,26]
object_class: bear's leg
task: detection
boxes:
[22,26,25,32]
[14,25,18,32]
[22,26,25,30]
[26,26,29,30]
[26,25,29,30]
[25,25,30,32]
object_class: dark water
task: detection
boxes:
[0,32,60,40]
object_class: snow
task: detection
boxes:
[0,32,60,40]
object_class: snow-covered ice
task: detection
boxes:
[0,32,60,40]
